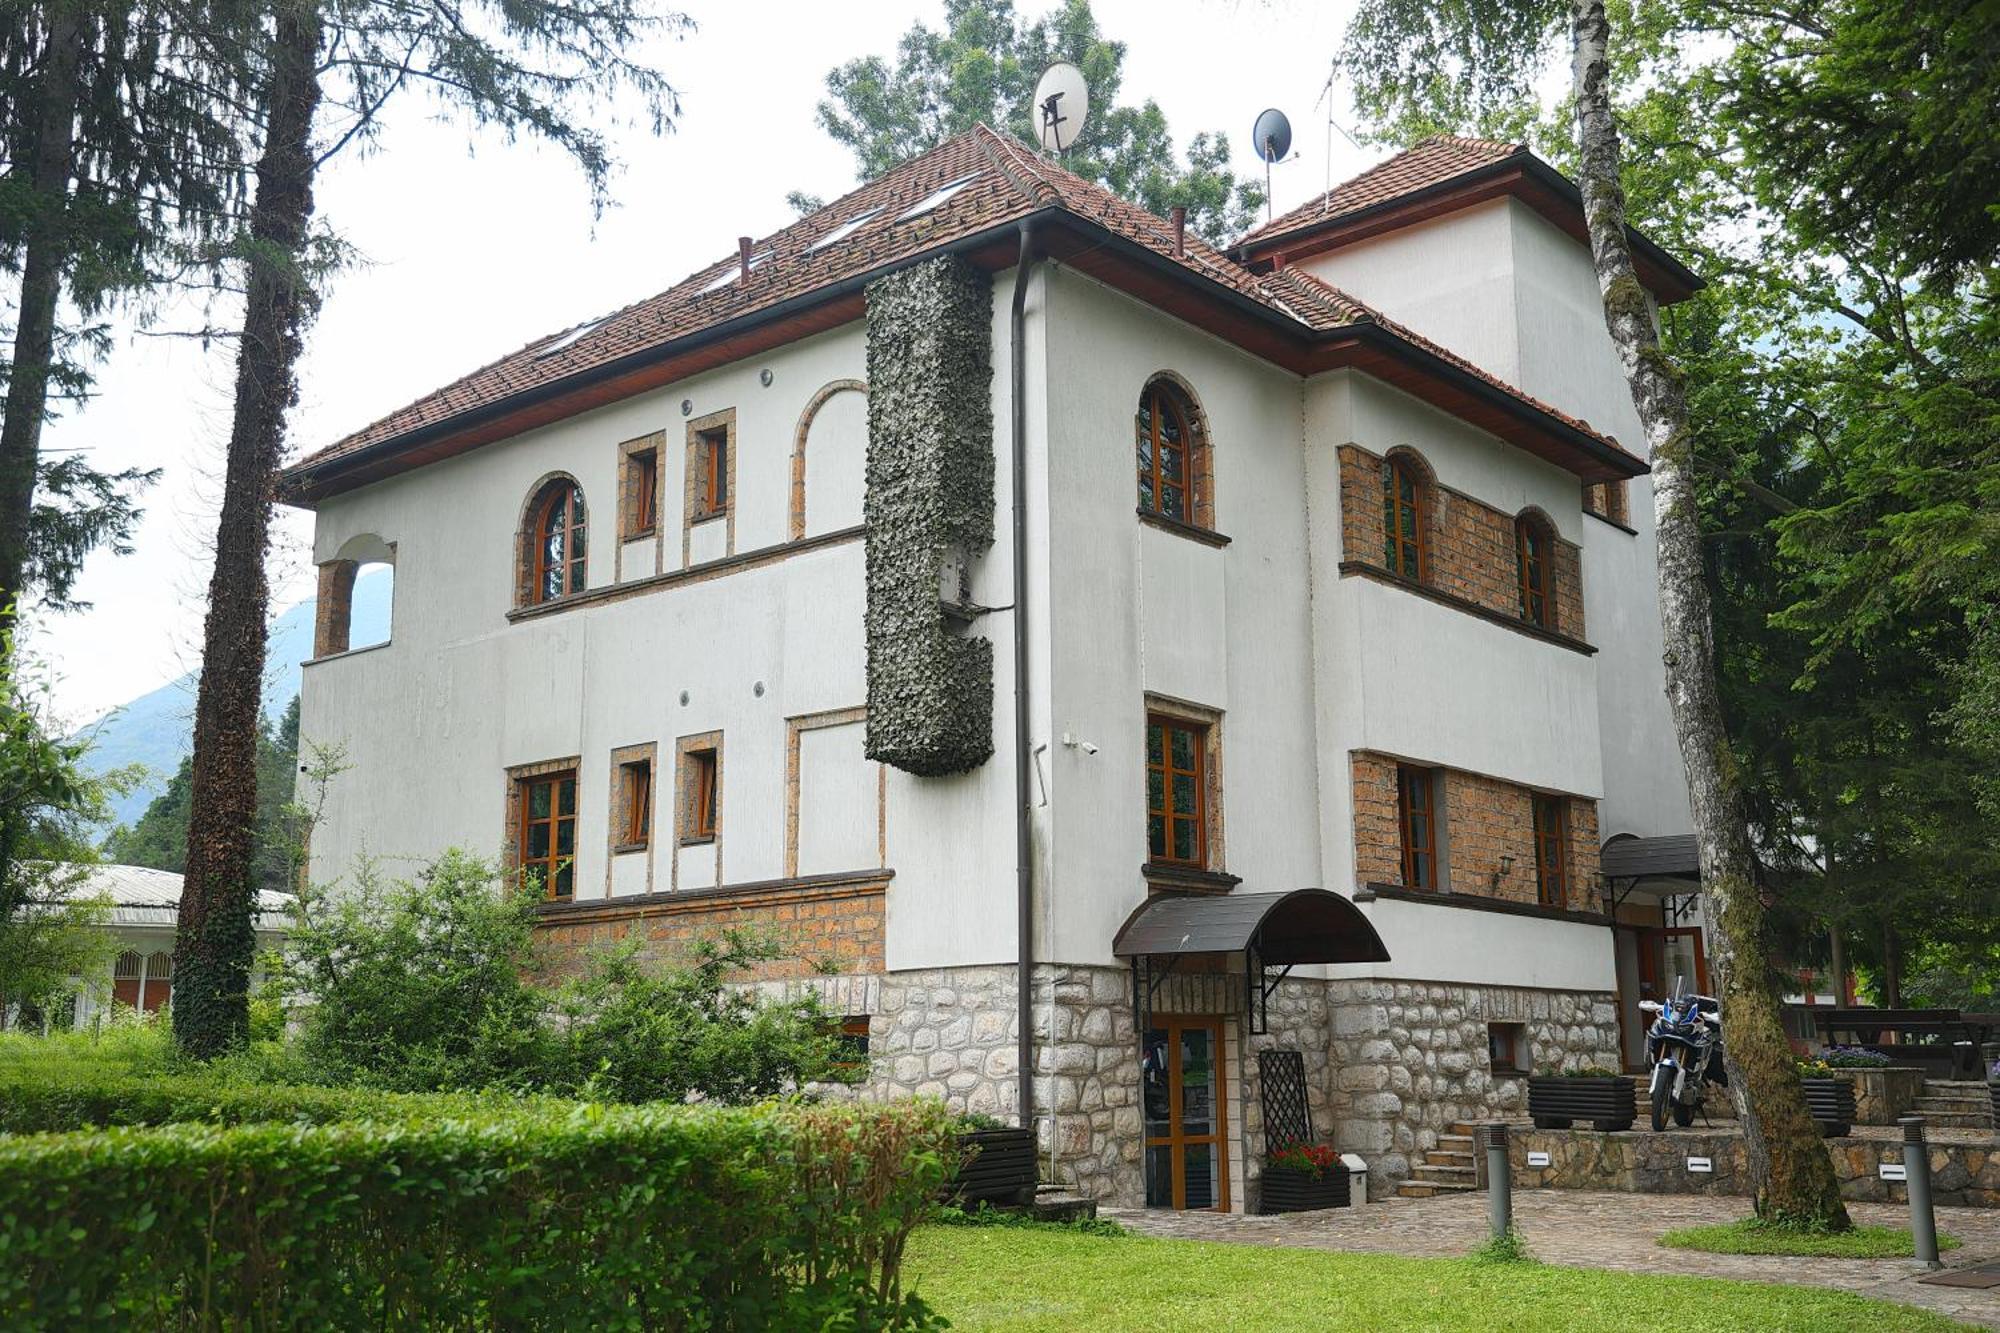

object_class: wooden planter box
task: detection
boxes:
[1802,1077,1857,1137]
[1260,1162,1351,1214]
[947,1128,1037,1206]
[1528,1076,1637,1132]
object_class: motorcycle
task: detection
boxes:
[1639,978,1727,1131]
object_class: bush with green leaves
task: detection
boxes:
[0,1098,959,1330]
[282,850,858,1102]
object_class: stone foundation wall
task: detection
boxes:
[1326,980,1621,1197]
[1514,1126,2000,1207]
[763,964,1618,1209]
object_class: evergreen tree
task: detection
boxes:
[809,0,1262,246]
[173,0,688,1059]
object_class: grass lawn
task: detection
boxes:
[905,1226,1970,1332]
[1660,1218,1963,1258]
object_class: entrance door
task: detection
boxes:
[1641,927,1709,997]
[1143,1015,1230,1210]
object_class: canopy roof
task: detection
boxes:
[1600,833,1701,882]
[1112,889,1391,966]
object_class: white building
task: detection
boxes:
[283,128,1709,1206]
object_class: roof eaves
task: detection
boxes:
[280,211,1055,500]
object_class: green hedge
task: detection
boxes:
[0,1099,957,1330]
[0,1060,557,1134]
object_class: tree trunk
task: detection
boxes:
[0,6,86,634]
[173,0,324,1059]
[1570,0,1851,1229]
[1880,920,1902,1008]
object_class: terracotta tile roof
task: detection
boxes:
[1239,134,1525,249]
[287,125,1634,486]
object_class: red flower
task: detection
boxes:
[1267,1141,1340,1179]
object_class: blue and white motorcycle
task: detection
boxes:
[1639,979,1727,1131]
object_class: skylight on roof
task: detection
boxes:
[699,252,772,294]
[534,317,608,359]
[895,173,980,222]
[807,207,884,253]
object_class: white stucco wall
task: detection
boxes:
[298,316,1022,971]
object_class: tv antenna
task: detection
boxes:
[1313,63,1365,213]
[1252,108,1292,224]
[1033,62,1089,153]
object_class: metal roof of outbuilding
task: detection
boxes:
[1111,888,1391,966]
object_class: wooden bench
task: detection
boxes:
[1815,1008,1991,1079]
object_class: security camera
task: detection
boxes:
[1061,733,1100,755]
[1079,741,1100,756]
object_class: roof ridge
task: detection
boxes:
[972,123,1059,207]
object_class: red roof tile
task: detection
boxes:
[286,126,1636,491]
[1239,134,1524,249]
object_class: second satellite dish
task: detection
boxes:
[1033,62,1089,153]
[1253,108,1293,164]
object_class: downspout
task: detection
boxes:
[1011,219,1038,1135]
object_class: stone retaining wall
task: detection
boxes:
[1513,1127,2000,1207]
[1326,980,1621,1197]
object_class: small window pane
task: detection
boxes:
[1146,725,1164,766]
[1148,814,1166,857]
[1138,476,1155,509]
[1162,446,1183,482]
[527,823,552,859]
[559,778,576,816]
[1146,769,1164,812]
[1162,485,1185,519]
[554,862,574,899]
[1172,773,1198,817]
[529,782,552,818]
[1169,727,1196,769]
[1172,819,1196,862]
[1160,410,1182,446]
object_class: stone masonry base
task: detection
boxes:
[773,966,1620,1208]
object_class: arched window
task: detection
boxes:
[1135,377,1210,528]
[1381,455,1428,580]
[1516,513,1554,628]
[526,479,587,605]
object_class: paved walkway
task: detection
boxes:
[1104,1190,2000,1328]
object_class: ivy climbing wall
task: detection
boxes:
[862,256,996,776]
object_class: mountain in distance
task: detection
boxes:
[74,568,392,828]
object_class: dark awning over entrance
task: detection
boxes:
[1112,888,1391,966]
[1601,833,1700,882]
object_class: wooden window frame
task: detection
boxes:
[1135,377,1211,530]
[681,745,720,846]
[693,426,729,520]
[528,479,587,606]
[1397,764,1438,889]
[1146,712,1210,870]
[1516,514,1553,629]
[617,758,652,849]
[514,766,579,900]
[1381,455,1428,581]
[1487,1021,1528,1075]
[1533,793,1569,907]
[628,447,659,537]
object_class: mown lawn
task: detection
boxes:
[1661,1218,1963,1258]
[905,1226,1971,1332]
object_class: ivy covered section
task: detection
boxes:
[863,256,995,776]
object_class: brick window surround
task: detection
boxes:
[677,732,723,847]
[783,706,885,878]
[604,742,659,897]
[1143,695,1225,887]
[619,432,664,539]
[1135,373,1214,532]
[504,757,581,900]
[1352,752,1599,909]
[682,408,737,566]
[1336,443,1586,641]
[1584,478,1631,526]
[516,473,588,608]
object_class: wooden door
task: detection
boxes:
[1142,1015,1230,1210]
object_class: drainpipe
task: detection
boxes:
[1011,219,1038,1136]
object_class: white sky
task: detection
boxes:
[31,0,1380,727]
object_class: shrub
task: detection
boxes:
[1819,1046,1893,1069]
[0,1098,958,1330]
[283,850,554,1093]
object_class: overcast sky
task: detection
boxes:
[31,0,1381,727]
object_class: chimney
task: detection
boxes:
[1170,206,1187,258]
[738,235,754,281]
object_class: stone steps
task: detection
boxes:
[1423,1148,1475,1168]
[1398,1132,1484,1198]
[1907,1111,1992,1130]
[1913,1096,1986,1113]
[1396,1180,1480,1198]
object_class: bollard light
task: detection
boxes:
[1481,1122,1512,1238]
[1899,1115,1942,1270]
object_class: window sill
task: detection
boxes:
[625,526,658,541]
[1136,508,1231,548]
[1584,508,1637,536]
[613,841,649,855]
[1142,863,1242,895]
[1336,560,1597,655]
[690,509,728,526]
[679,834,716,848]
[1356,881,1609,926]
[304,639,393,667]
[1491,1066,1530,1078]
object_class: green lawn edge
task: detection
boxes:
[907,1225,1972,1332]
[1658,1218,1964,1258]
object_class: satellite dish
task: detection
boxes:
[1033,62,1089,153]
[1253,108,1293,164]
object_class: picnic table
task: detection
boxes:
[1814,1008,1993,1078]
